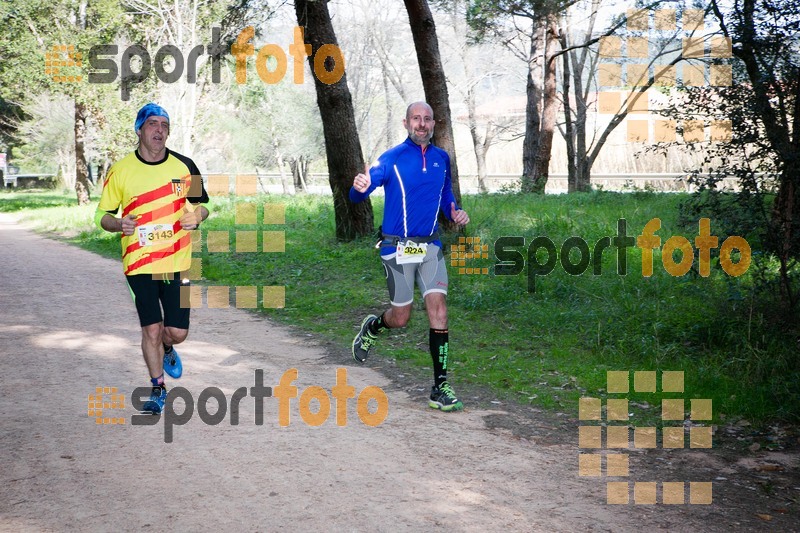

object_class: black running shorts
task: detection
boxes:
[126,273,190,329]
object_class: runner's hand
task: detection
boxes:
[180,205,201,230]
[450,202,469,226]
[121,214,137,236]
[353,163,371,193]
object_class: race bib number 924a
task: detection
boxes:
[396,240,427,264]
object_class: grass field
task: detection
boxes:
[3,188,797,430]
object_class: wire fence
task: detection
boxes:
[202,173,739,195]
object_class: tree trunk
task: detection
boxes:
[383,73,393,151]
[771,163,800,308]
[266,91,292,194]
[98,160,109,186]
[466,86,488,193]
[522,15,559,194]
[291,160,298,191]
[289,157,307,194]
[559,21,577,193]
[273,141,292,194]
[276,155,291,195]
[295,0,373,240]
[474,140,488,194]
[573,1,597,192]
[574,79,590,191]
[577,158,591,193]
[575,141,591,192]
[403,0,462,214]
[72,0,91,205]
[521,20,545,194]
[73,100,91,205]
[299,156,310,192]
[533,15,559,190]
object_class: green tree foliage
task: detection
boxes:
[653,0,800,311]
[205,71,323,187]
[12,95,74,177]
[712,0,800,309]
[0,0,124,203]
[0,97,26,158]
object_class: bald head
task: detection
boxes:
[403,101,435,146]
[405,101,434,121]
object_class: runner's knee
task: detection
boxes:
[429,306,447,327]
[389,305,412,328]
[164,327,188,344]
[424,293,448,327]
[142,323,163,343]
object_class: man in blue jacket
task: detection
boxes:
[350,101,470,412]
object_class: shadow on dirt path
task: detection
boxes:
[0,213,796,531]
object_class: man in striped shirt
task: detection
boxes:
[96,103,209,414]
[350,101,470,411]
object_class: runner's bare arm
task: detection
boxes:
[96,211,137,236]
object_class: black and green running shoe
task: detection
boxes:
[429,382,464,411]
[352,314,378,363]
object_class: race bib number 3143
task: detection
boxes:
[138,224,174,247]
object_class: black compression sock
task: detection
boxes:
[369,313,390,335]
[430,328,449,387]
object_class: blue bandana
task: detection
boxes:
[135,103,170,133]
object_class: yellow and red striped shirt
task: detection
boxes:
[99,149,209,276]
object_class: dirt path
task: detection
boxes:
[0,213,796,532]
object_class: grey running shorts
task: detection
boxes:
[381,244,448,306]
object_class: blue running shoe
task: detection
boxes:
[141,385,168,414]
[163,345,182,379]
